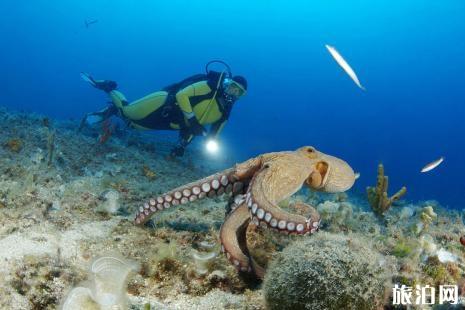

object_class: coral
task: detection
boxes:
[420,206,437,227]
[419,234,437,256]
[3,107,465,309]
[412,206,438,234]
[61,287,99,310]
[61,254,139,310]
[191,240,218,276]
[367,163,406,216]
[0,107,261,308]
[192,251,217,276]
[4,138,23,153]
[263,233,390,310]
[90,255,139,306]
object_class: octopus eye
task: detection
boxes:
[304,147,317,158]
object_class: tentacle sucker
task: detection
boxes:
[134,168,245,225]
[246,166,321,235]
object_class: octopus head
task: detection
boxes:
[297,146,355,193]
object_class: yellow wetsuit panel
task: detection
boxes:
[193,98,222,124]
[175,81,213,114]
[108,90,127,108]
[109,90,168,120]
[175,81,223,125]
[107,79,227,135]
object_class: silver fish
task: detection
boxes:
[325,44,365,91]
[421,156,444,173]
[354,172,360,180]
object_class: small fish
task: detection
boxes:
[354,172,360,180]
[421,156,444,173]
[85,19,98,28]
[325,44,365,91]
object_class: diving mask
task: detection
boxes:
[223,78,247,98]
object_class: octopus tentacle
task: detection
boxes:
[134,168,246,225]
[246,164,321,235]
[233,156,263,180]
[220,202,265,279]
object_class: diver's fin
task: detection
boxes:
[86,114,105,125]
[80,72,97,87]
[79,112,104,131]
[81,72,118,92]
[78,106,117,131]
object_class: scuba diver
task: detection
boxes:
[80,61,247,157]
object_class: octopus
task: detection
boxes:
[134,146,356,279]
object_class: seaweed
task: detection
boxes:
[142,165,157,180]
[392,241,413,258]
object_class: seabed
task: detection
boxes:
[0,106,464,309]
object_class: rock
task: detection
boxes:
[436,248,458,263]
[263,233,390,310]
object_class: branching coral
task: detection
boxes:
[367,164,406,216]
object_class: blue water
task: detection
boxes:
[1,0,464,208]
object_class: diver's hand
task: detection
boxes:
[188,118,207,136]
[206,131,217,140]
[170,145,185,157]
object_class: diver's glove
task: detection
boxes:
[187,116,207,136]
[170,145,185,157]
[206,130,218,140]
